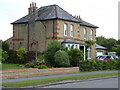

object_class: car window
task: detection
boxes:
[106,56,111,59]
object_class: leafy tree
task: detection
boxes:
[96,36,117,51]
[16,47,27,63]
[54,50,70,67]
[67,48,84,66]
[2,41,9,51]
[111,44,120,57]
[0,49,9,63]
[45,40,62,66]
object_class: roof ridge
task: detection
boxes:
[56,5,79,22]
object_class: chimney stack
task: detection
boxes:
[28,2,38,21]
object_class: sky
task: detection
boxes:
[0,0,119,41]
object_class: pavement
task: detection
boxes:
[2,70,118,83]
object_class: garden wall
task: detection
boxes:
[1,67,79,79]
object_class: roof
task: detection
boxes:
[78,19,99,28]
[12,5,79,24]
[61,39,86,46]
[11,4,98,28]
[96,44,107,50]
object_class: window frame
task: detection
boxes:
[90,30,94,40]
[84,28,87,40]
[70,24,74,37]
[64,24,68,36]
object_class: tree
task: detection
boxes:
[67,48,84,66]
[45,40,62,66]
[2,41,9,51]
[96,36,117,51]
[0,49,9,63]
[16,47,27,63]
[54,50,70,67]
[111,44,120,57]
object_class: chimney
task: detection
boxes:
[28,2,38,21]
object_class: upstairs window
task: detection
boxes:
[64,24,68,36]
[84,28,87,39]
[90,30,94,40]
[70,25,74,37]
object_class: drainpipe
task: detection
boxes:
[53,20,54,39]
[84,46,86,60]
[27,23,29,51]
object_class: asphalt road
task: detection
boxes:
[42,77,118,88]
[2,70,118,83]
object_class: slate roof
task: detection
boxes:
[78,19,99,28]
[61,39,86,46]
[11,4,98,28]
[96,44,107,50]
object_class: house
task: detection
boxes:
[6,2,99,60]
[96,44,107,56]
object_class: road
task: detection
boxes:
[42,77,118,88]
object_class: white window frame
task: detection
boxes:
[84,28,87,40]
[70,25,74,37]
[88,48,92,59]
[90,30,93,40]
[64,24,68,36]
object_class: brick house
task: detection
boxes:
[6,2,99,60]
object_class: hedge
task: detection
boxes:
[79,60,120,71]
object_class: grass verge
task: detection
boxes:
[2,72,118,87]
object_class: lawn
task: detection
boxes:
[2,72,118,87]
[0,63,28,70]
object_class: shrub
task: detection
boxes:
[45,40,62,66]
[35,65,49,69]
[24,62,35,68]
[35,53,46,65]
[54,50,70,67]
[67,48,84,66]
[79,60,119,71]
[16,47,27,64]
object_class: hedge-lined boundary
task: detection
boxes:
[79,60,120,71]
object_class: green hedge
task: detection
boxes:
[79,60,120,71]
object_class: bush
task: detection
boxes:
[79,60,119,71]
[54,50,70,67]
[35,53,46,65]
[35,65,49,69]
[16,47,27,64]
[45,40,62,66]
[24,62,35,68]
[67,48,84,66]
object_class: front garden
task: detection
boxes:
[0,40,120,71]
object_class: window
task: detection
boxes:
[64,24,68,36]
[75,44,78,49]
[90,30,93,40]
[68,44,70,50]
[84,29,87,39]
[88,48,92,59]
[70,25,74,37]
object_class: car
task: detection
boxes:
[96,55,120,61]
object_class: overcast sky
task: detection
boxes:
[0,0,119,41]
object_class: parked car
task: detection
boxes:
[96,55,120,61]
